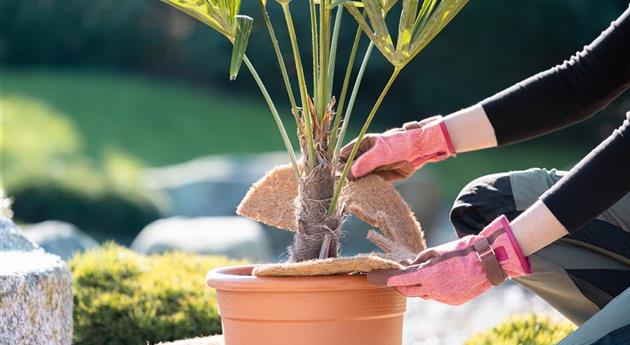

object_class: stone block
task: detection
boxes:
[131,217,271,261]
[0,217,73,345]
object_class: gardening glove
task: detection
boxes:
[387,215,531,305]
[338,115,455,181]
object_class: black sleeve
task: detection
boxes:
[480,6,630,145]
[541,113,630,233]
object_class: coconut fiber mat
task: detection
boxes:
[157,335,223,345]
[238,164,426,276]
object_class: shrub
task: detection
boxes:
[70,243,246,345]
[465,314,576,345]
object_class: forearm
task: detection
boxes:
[510,114,630,256]
[443,104,497,153]
[541,115,630,231]
[510,200,567,256]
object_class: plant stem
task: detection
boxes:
[243,55,301,181]
[328,24,363,159]
[258,0,298,116]
[309,0,319,100]
[282,3,315,165]
[328,67,401,215]
[336,23,362,119]
[317,0,330,119]
[332,41,374,165]
[325,5,343,103]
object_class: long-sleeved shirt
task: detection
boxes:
[480,6,630,233]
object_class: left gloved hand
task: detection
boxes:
[388,215,531,305]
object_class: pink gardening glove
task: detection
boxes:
[338,116,456,181]
[388,215,531,305]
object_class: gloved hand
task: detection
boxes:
[388,215,531,305]
[338,115,455,181]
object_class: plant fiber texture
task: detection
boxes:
[238,164,425,276]
[156,335,224,345]
[253,254,404,276]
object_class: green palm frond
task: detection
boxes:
[344,0,468,68]
[229,15,253,80]
[160,0,237,39]
[161,0,253,78]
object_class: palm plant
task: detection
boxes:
[159,0,469,262]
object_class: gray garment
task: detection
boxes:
[558,287,630,345]
[450,168,630,344]
[513,243,621,325]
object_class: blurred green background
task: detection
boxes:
[1,0,629,242]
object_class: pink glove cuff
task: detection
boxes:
[438,120,457,157]
[480,215,531,277]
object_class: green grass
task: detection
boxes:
[1,68,294,167]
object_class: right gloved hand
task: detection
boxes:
[389,215,531,305]
[338,115,456,181]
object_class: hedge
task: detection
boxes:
[465,314,576,345]
[70,243,246,345]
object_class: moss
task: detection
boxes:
[465,314,576,345]
[70,243,246,345]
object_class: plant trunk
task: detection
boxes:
[289,98,344,262]
[290,160,342,261]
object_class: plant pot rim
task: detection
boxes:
[206,264,384,292]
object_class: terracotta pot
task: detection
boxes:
[206,265,406,345]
